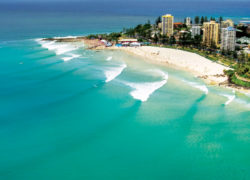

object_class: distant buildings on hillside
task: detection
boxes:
[158,14,246,52]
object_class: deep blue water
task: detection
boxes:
[0,1,249,41]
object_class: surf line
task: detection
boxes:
[223,90,236,106]
[122,70,169,102]
[182,80,209,95]
[104,63,127,83]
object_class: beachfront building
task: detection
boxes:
[247,24,250,34]
[158,22,162,30]
[221,19,234,28]
[118,39,138,43]
[203,21,220,47]
[174,22,183,29]
[118,39,138,46]
[221,27,236,51]
[191,25,201,37]
[186,17,191,26]
[162,14,174,36]
[237,37,250,44]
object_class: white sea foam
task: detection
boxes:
[221,90,235,106]
[62,53,81,61]
[243,92,250,97]
[193,84,209,95]
[121,69,168,102]
[223,94,236,106]
[149,69,169,80]
[44,42,77,55]
[53,36,78,39]
[183,80,208,94]
[106,56,113,61]
[235,99,250,108]
[105,64,127,82]
[36,39,78,55]
[124,80,167,102]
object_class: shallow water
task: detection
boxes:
[0,38,250,180]
[0,2,250,179]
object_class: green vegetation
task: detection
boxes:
[155,16,161,26]
[87,15,250,88]
[219,16,223,24]
[87,32,122,42]
[194,16,199,24]
[123,16,250,88]
[123,20,152,41]
[226,69,250,88]
[236,26,250,38]
[225,51,250,87]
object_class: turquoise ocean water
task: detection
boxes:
[0,1,250,179]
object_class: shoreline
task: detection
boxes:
[107,46,250,94]
[42,37,250,94]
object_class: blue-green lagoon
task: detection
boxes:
[0,1,250,179]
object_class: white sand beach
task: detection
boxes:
[110,46,231,85]
[46,37,249,93]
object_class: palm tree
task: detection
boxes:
[204,16,208,22]
[201,16,204,24]
[195,16,200,24]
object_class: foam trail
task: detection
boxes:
[122,69,168,102]
[105,64,127,82]
[106,56,113,61]
[53,36,78,39]
[183,80,208,94]
[124,80,167,102]
[193,84,209,95]
[243,92,250,97]
[150,69,169,80]
[224,94,236,106]
[36,39,78,55]
[235,99,250,108]
[62,53,81,62]
[223,90,235,106]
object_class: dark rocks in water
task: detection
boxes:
[43,36,86,42]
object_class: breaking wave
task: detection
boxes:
[124,80,167,102]
[123,70,168,102]
[121,69,168,102]
[149,69,169,80]
[62,53,81,62]
[35,38,84,61]
[53,36,78,39]
[36,40,77,55]
[106,56,113,61]
[105,63,127,82]
[183,80,208,94]
[221,90,235,106]
[224,94,236,106]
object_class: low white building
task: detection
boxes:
[237,37,250,44]
[118,39,138,43]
